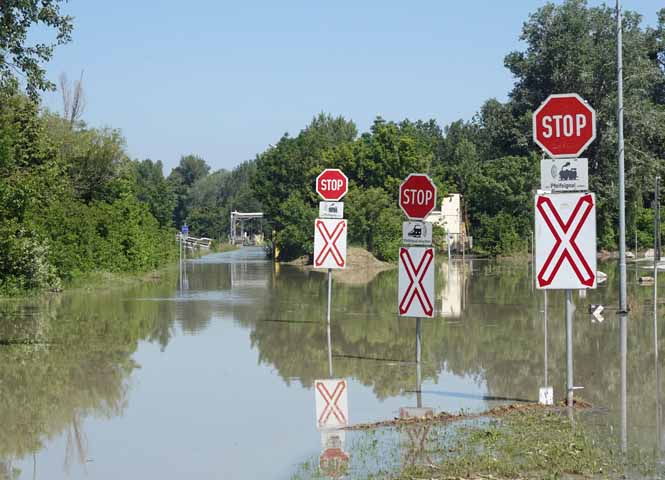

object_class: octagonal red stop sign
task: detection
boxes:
[533,93,596,158]
[399,174,437,220]
[316,169,348,201]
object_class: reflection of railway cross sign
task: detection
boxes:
[402,424,434,467]
[398,247,435,317]
[535,193,596,289]
[314,219,347,269]
[315,379,349,430]
[533,93,596,158]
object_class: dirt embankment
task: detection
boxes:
[283,247,395,284]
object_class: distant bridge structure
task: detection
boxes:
[230,211,264,245]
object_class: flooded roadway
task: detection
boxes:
[1,247,664,478]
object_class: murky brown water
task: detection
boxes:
[0,247,663,479]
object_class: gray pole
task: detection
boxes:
[544,290,549,387]
[179,235,183,290]
[617,0,628,313]
[531,231,535,292]
[620,312,628,452]
[326,269,332,324]
[416,317,422,409]
[565,289,574,406]
[327,320,333,378]
[656,178,661,452]
[656,178,661,266]
[327,268,333,377]
[656,177,662,261]
[182,234,189,289]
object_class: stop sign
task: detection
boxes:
[533,93,596,158]
[316,169,348,201]
[399,174,437,220]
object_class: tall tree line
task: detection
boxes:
[251,0,665,260]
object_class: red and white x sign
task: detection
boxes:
[398,247,435,318]
[535,193,596,289]
[314,219,347,269]
[315,379,349,430]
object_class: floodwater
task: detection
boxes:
[1,247,664,479]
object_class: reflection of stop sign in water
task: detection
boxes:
[316,169,348,201]
[533,93,596,158]
[399,174,437,220]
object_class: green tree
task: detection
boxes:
[132,159,175,228]
[466,155,539,255]
[0,0,73,98]
[253,114,356,259]
[167,154,210,228]
[504,0,665,249]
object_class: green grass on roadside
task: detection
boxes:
[291,408,659,480]
[215,242,240,253]
[402,410,625,480]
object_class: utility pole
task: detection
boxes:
[617,0,628,313]
[655,177,660,282]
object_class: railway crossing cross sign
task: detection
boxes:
[315,379,349,430]
[398,247,435,317]
[314,219,347,269]
[535,192,596,289]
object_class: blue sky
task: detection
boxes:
[38,1,663,174]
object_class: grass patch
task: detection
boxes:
[215,242,240,253]
[291,407,659,479]
[401,409,652,480]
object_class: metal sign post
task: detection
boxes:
[617,0,628,313]
[314,169,348,380]
[179,233,183,290]
[565,289,574,406]
[398,174,436,412]
[180,224,189,290]
[533,93,597,407]
[416,317,422,408]
[327,269,333,377]
[536,192,596,406]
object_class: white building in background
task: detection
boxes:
[426,194,465,248]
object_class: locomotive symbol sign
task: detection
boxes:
[540,158,588,192]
